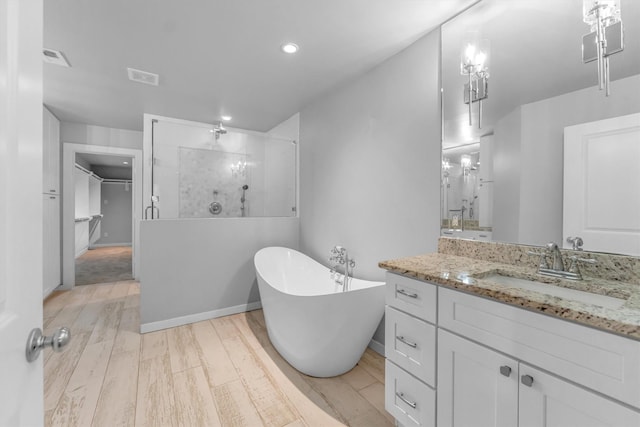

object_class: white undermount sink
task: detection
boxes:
[480,273,626,310]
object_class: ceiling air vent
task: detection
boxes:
[127,67,159,86]
[43,48,71,67]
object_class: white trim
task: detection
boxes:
[368,338,385,356]
[90,243,132,248]
[140,301,263,333]
[62,143,142,289]
[75,246,88,258]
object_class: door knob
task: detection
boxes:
[25,327,71,362]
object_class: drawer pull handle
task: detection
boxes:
[396,289,418,299]
[396,392,417,409]
[499,365,512,377]
[396,336,418,349]
[521,375,534,387]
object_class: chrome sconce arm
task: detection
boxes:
[461,37,489,129]
[582,0,624,96]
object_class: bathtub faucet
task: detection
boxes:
[328,246,356,291]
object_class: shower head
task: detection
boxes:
[212,122,227,140]
[242,184,249,190]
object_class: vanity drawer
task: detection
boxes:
[386,272,437,323]
[385,360,435,427]
[438,287,640,409]
[385,306,436,387]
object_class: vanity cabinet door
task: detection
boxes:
[385,306,436,386]
[519,364,640,427]
[437,329,518,427]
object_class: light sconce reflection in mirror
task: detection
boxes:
[582,0,624,96]
[460,154,472,177]
[231,160,247,178]
[460,35,489,128]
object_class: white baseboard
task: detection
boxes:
[75,246,88,258]
[368,338,385,356]
[140,301,263,334]
[90,242,132,248]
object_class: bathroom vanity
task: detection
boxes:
[380,238,640,427]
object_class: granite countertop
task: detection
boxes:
[379,252,640,340]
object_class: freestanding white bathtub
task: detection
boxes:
[254,246,385,377]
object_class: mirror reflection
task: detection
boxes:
[441,0,640,255]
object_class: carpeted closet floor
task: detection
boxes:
[75,246,133,285]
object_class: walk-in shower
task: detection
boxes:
[144,115,297,219]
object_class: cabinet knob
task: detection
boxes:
[499,365,512,377]
[521,375,534,387]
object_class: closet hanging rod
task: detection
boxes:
[102,178,132,184]
[74,163,104,181]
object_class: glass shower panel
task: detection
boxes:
[152,119,296,219]
[179,148,251,218]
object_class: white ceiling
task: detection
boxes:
[442,0,640,147]
[44,0,476,132]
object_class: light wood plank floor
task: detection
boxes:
[43,281,393,427]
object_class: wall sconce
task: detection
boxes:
[231,160,247,178]
[582,0,624,96]
[460,36,490,128]
[442,157,452,171]
[460,154,472,176]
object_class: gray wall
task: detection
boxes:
[299,29,442,346]
[140,217,299,331]
[62,122,142,149]
[299,29,442,281]
[493,74,640,246]
[98,182,132,246]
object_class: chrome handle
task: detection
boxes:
[396,336,418,349]
[395,392,417,409]
[396,289,418,299]
[576,257,597,265]
[521,374,534,387]
[25,327,71,362]
[499,365,512,377]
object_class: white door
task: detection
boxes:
[0,0,45,425]
[519,364,640,427]
[437,329,518,427]
[564,113,640,255]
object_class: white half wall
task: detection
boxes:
[139,217,299,332]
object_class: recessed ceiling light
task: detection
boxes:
[123,161,129,165]
[221,115,232,121]
[281,43,299,54]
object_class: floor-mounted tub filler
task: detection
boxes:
[254,246,385,377]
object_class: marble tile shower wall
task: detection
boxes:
[438,237,640,285]
[179,147,253,218]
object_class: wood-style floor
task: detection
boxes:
[43,281,393,427]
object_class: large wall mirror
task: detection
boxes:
[441,0,640,255]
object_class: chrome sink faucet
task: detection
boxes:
[546,242,565,271]
[528,241,596,281]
